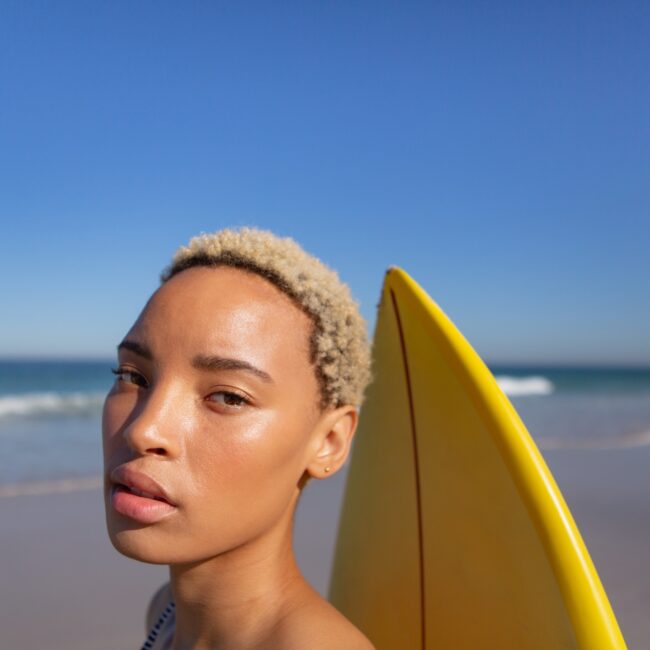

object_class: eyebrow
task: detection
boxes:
[116,339,274,384]
[191,354,274,383]
[117,339,153,360]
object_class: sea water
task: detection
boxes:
[0,361,112,491]
[1,360,649,493]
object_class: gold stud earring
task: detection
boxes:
[324,466,331,473]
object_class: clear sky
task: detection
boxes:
[1,2,648,365]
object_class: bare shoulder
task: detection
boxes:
[145,581,172,632]
[276,591,375,650]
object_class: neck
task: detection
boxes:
[168,499,316,650]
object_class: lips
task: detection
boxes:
[109,465,178,525]
[121,484,168,501]
[109,465,176,506]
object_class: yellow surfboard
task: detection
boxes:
[328,268,626,649]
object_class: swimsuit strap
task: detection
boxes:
[140,600,175,650]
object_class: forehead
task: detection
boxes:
[131,266,314,364]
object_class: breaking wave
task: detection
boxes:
[0,391,105,419]
[495,375,555,397]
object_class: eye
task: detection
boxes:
[111,366,148,388]
[207,390,250,410]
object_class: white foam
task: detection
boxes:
[0,475,102,498]
[0,391,105,419]
[538,429,650,451]
[495,375,555,397]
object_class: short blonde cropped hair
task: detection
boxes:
[159,227,372,409]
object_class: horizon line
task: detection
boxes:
[1,355,650,370]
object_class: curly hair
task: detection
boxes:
[159,227,372,409]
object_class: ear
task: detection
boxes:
[305,405,359,480]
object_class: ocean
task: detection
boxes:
[1,360,649,494]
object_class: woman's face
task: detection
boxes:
[102,265,325,563]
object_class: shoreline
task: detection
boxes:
[4,426,650,499]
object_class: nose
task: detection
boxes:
[121,382,182,458]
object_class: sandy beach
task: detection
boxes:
[1,444,647,649]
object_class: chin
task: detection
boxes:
[106,526,179,565]
[103,511,174,566]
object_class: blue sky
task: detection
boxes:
[1,2,648,365]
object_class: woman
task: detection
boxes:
[102,227,375,649]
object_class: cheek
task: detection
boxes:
[184,408,311,534]
[189,409,307,491]
[101,392,120,455]
[101,390,135,453]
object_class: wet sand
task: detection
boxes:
[0,445,647,649]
